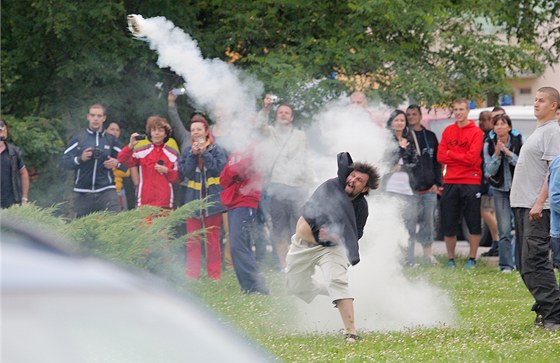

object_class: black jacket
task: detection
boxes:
[486,132,523,188]
[2,142,25,206]
[409,127,442,191]
[61,128,122,193]
[301,152,368,266]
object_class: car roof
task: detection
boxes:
[1,216,275,362]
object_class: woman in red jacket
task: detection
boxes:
[118,116,180,208]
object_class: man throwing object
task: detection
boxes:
[285,152,379,343]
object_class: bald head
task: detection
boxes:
[350,91,368,108]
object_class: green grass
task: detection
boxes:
[183,260,560,362]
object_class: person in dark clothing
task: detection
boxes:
[285,152,380,343]
[483,114,523,272]
[406,105,442,264]
[0,118,30,208]
[61,104,122,218]
[383,110,419,266]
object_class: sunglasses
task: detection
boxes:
[190,111,212,124]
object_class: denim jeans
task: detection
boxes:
[390,193,417,265]
[551,237,560,268]
[413,191,437,246]
[493,189,515,270]
[229,207,269,294]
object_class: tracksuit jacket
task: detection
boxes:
[179,142,228,218]
[61,128,122,193]
[118,139,179,208]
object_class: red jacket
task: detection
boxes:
[118,139,180,208]
[220,150,261,210]
[437,120,483,185]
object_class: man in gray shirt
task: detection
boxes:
[510,86,560,331]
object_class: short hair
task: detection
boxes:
[276,103,294,115]
[537,87,560,110]
[190,110,212,125]
[145,115,172,137]
[491,106,505,114]
[479,111,491,121]
[453,98,470,108]
[89,103,106,115]
[349,162,380,195]
[492,114,513,129]
[406,104,422,116]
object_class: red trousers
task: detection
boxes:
[186,213,222,280]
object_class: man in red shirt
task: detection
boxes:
[437,98,484,268]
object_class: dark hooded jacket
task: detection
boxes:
[301,152,368,266]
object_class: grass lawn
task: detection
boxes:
[183,257,560,362]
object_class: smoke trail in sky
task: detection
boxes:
[128,14,456,332]
[127,14,262,129]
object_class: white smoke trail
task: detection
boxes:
[290,103,456,332]
[127,14,262,129]
[128,14,456,332]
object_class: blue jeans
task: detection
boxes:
[493,189,515,270]
[551,237,560,268]
[390,193,417,265]
[228,207,269,294]
[413,191,437,246]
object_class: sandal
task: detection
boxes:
[344,333,363,343]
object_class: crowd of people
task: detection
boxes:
[2,86,560,337]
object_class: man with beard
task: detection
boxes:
[285,152,379,343]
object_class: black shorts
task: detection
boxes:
[440,184,482,237]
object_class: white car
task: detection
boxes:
[1,216,274,363]
[426,105,536,140]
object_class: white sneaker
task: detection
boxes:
[501,269,513,274]
[426,256,438,265]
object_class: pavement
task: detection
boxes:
[422,240,499,267]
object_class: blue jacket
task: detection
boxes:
[179,143,228,217]
[61,128,122,193]
[549,155,560,238]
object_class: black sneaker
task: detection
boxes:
[344,333,363,343]
[481,248,499,257]
[534,314,544,327]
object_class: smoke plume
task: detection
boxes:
[128,14,456,332]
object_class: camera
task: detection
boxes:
[171,87,186,96]
[269,94,279,104]
[92,147,102,160]
[135,134,147,141]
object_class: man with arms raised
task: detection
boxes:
[285,152,379,343]
[511,87,560,331]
